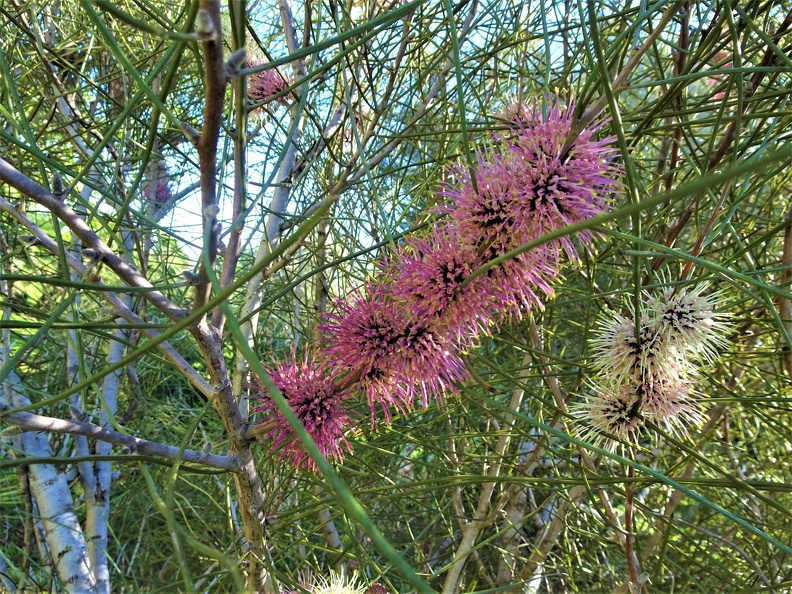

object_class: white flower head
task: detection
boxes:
[634,373,704,435]
[576,384,644,452]
[645,283,731,363]
[590,311,688,383]
[312,570,366,594]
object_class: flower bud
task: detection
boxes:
[195,9,216,39]
[51,172,64,197]
[225,48,247,77]
[182,269,200,285]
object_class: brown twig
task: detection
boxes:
[781,206,792,377]
[563,1,685,156]
[653,8,792,270]
[211,15,248,332]
[193,0,226,315]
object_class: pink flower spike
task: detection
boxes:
[320,287,413,419]
[506,98,620,261]
[144,161,172,205]
[445,157,530,254]
[320,285,468,414]
[391,230,497,342]
[251,355,352,472]
[248,60,291,105]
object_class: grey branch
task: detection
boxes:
[1,409,239,472]
[0,196,214,399]
[0,157,184,321]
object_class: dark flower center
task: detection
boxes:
[296,388,337,426]
[439,258,468,289]
[473,189,513,228]
[527,167,567,214]
[661,304,697,332]
[607,395,642,425]
[362,316,401,350]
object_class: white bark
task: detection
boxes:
[86,221,133,594]
[87,323,125,594]
[1,228,94,592]
[5,372,97,593]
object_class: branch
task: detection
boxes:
[0,196,214,398]
[0,157,184,321]
[192,8,268,592]
[779,206,792,377]
[193,1,226,314]
[1,407,239,472]
[563,1,684,154]
[2,372,97,593]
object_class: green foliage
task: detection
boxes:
[1,0,792,592]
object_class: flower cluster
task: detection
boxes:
[578,282,731,451]
[251,97,620,471]
[282,570,386,594]
[252,356,353,472]
[143,160,172,205]
[248,61,292,106]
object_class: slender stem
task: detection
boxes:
[1,408,239,471]
[193,0,225,315]
[624,462,640,591]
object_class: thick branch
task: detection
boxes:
[191,5,268,592]
[193,0,226,314]
[1,408,239,471]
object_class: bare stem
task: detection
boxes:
[1,408,239,471]
[193,0,226,315]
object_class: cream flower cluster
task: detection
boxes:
[578,283,731,451]
[283,570,386,594]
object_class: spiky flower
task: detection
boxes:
[321,285,467,412]
[249,64,291,105]
[320,287,412,417]
[504,99,620,260]
[645,284,731,363]
[590,312,685,383]
[282,570,376,594]
[445,157,530,254]
[637,374,704,434]
[390,230,496,341]
[321,286,468,414]
[312,570,366,594]
[252,356,352,472]
[144,161,172,205]
[577,384,644,451]
[583,282,731,450]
